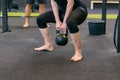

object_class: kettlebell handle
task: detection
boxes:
[56,29,68,36]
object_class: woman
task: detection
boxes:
[35,0,88,62]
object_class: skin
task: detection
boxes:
[23,4,46,27]
[35,0,83,62]
[51,0,74,32]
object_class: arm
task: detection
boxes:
[63,0,74,23]
[60,0,74,31]
[50,0,61,23]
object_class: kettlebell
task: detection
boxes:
[55,29,68,46]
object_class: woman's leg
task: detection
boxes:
[23,4,32,27]
[67,7,87,62]
[34,27,54,51]
[39,4,46,14]
[70,31,83,62]
[34,11,55,51]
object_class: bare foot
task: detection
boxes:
[34,45,54,51]
[23,24,29,28]
[71,53,83,62]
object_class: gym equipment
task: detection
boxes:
[113,0,120,54]
[55,29,68,46]
[101,0,107,34]
[88,0,107,35]
[1,0,11,33]
[88,20,105,35]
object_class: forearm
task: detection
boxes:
[63,0,74,23]
[51,0,60,22]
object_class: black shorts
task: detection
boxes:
[26,0,47,4]
[36,7,88,33]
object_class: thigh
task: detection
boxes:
[26,0,35,4]
[37,10,56,23]
[37,0,47,4]
[67,7,88,25]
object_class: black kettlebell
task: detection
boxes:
[55,29,68,46]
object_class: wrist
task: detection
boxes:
[56,20,61,23]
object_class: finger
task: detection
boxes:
[56,27,60,30]
[63,28,67,33]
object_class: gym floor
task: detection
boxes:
[0,9,120,80]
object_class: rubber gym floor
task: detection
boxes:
[0,9,120,80]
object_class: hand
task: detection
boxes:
[56,21,62,30]
[60,22,67,32]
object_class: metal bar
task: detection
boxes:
[7,0,11,12]
[102,0,107,34]
[1,0,11,33]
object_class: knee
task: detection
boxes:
[67,22,79,33]
[36,16,47,28]
[36,16,41,25]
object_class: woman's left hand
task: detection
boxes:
[60,22,67,32]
